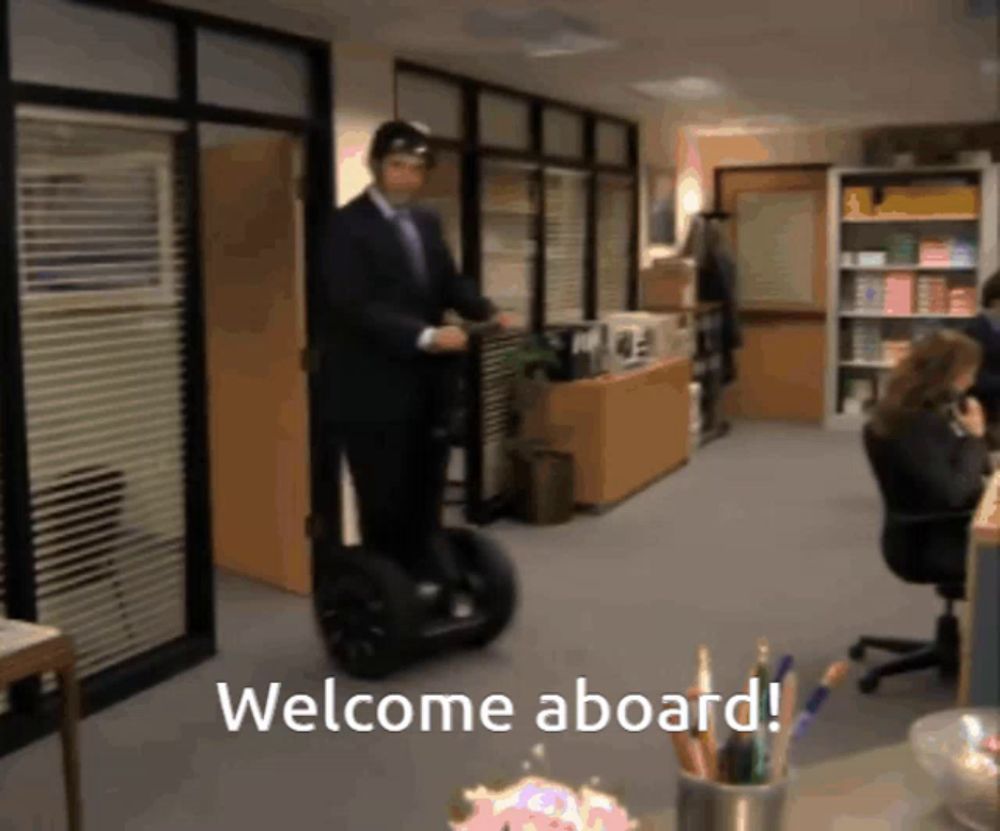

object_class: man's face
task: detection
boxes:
[375,153,428,205]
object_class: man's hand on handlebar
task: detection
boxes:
[427,325,469,353]
[492,311,520,331]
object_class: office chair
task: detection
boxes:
[852,424,969,694]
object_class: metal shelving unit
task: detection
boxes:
[825,164,1000,428]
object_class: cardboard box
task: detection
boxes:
[876,186,979,217]
[641,258,697,310]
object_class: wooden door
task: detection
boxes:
[718,167,829,422]
[200,135,311,594]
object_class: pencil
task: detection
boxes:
[695,645,718,771]
[685,686,718,780]
[769,671,798,781]
[671,729,703,777]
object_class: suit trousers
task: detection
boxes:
[340,416,461,587]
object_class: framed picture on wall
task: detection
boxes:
[647,166,677,247]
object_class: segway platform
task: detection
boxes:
[313,527,517,679]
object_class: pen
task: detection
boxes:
[769,671,798,781]
[774,655,794,686]
[726,693,755,784]
[792,661,850,741]
[751,640,771,783]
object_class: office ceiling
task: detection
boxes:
[172,0,999,130]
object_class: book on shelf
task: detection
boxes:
[886,232,919,265]
[849,319,883,363]
[949,286,977,316]
[884,272,915,315]
[950,239,978,268]
[842,377,876,415]
[853,273,884,312]
[919,238,952,267]
[883,339,911,366]
[857,250,888,268]
[913,320,945,344]
[916,275,949,314]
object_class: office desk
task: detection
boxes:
[519,359,691,508]
[960,471,1000,707]
[0,618,81,830]
[639,742,964,829]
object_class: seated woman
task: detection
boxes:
[866,329,991,583]
[965,270,1000,448]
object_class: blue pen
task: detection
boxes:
[774,655,794,685]
[792,661,849,740]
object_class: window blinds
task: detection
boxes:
[15,114,188,689]
[545,170,587,324]
[596,174,633,316]
[479,162,536,504]
[421,148,463,264]
[481,162,536,323]
[478,332,524,503]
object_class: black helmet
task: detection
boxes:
[369,120,435,167]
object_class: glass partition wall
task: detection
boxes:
[0,0,333,753]
[395,62,639,522]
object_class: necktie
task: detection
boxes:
[392,208,429,287]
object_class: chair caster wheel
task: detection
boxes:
[849,643,866,662]
[858,674,879,694]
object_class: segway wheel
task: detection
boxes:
[314,550,418,680]
[445,528,517,648]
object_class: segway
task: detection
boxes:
[313,319,518,679]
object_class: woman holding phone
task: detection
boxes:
[865,329,992,581]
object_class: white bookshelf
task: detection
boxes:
[825,163,1000,428]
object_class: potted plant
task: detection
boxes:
[503,336,575,525]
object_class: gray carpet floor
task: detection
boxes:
[0,422,956,830]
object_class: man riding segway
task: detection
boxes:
[320,120,515,623]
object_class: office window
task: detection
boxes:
[545,170,588,323]
[479,93,531,150]
[596,174,634,315]
[16,115,188,687]
[596,121,629,166]
[421,148,463,264]
[9,0,177,98]
[396,72,463,141]
[481,161,537,322]
[198,29,310,118]
[543,108,584,159]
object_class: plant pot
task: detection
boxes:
[511,449,575,525]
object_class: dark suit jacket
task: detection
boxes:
[864,409,989,515]
[863,413,988,583]
[320,192,495,424]
[966,313,1000,424]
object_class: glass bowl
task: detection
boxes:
[909,708,999,831]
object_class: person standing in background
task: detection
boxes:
[964,270,1000,448]
[320,120,514,618]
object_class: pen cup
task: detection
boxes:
[676,770,789,831]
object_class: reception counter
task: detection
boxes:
[959,470,1000,707]
[520,358,692,509]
